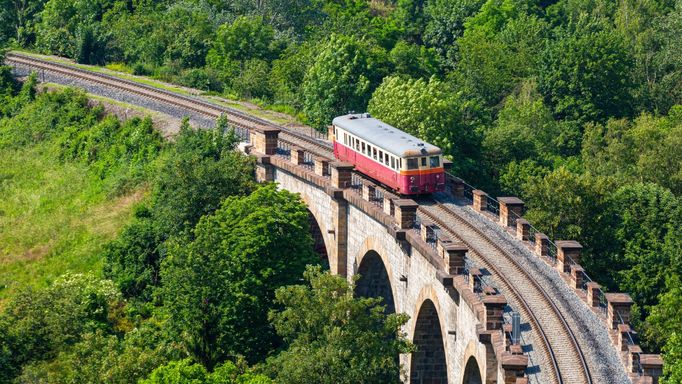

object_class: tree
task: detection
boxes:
[160,184,318,368]
[388,40,441,79]
[610,183,681,310]
[453,12,548,107]
[103,120,255,299]
[151,119,255,237]
[483,80,580,180]
[265,266,412,384]
[302,34,387,129]
[367,75,483,178]
[538,21,634,124]
[662,331,682,384]
[520,167,619,279]
[422,0,485,66]
[2,273,122,380]
[140,359,272,384]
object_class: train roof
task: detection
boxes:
[332,113,442,157]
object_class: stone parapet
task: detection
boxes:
[362,182,376,201]
[606,292,634,330]
[443,242,467,275]
[329,161,354,189]
[516,219,530,241]
[498,197,524,228]
[394,199,418,229]
[291,146,305,165]
[473,190,487,212]
[586,282,602,308]
[483,294,507,331]
[251,127,280,155]
[641,355,664,384]
[534,233,549,258]
[556,240,582,273]
[313,156,330,176]
[570,264,585,290]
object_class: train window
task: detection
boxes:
[391,157,395,169]
[430,156,440,168]
[384,153,389,166]
[361,142,366,153]
[378,150,383,162]
[407,158,418,170]
[421,157,427,167]
[373,147,377,160]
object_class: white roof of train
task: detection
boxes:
[332,113,442,157]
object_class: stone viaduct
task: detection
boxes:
[5,52,664,384]
[246,128,664,384]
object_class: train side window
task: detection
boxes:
[430,156,440,168]
[421,157,427,167]
[391,157,395,169]
[361,142,366,153]
[373,147,377,160]
[407,158,418,170]
[378,150,383,162]
[384,153,389,166]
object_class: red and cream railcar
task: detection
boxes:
[331,113,445,195]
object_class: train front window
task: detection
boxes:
[421,157,427,167]
[407,158,418,170]
[430,156,440,168]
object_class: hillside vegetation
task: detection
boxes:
[0,66,410,383]
[0,0,681,381]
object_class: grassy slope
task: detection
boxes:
[0,133,144,308]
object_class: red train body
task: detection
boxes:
[331,114,445,195]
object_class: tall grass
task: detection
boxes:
[0,84,163,306]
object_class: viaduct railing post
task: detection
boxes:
[313,156,330,176]
[516,219,530,241]
[252,127,280,155]
[393,199,418,229]
[291,146,305,165]
[605,293,634,330]
[498,197,524,227]
[472,190,487,212]
[329,162,354,189]
[556,240,583,274]
[534,233,549,258]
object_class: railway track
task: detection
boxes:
[5,52,333,158]
[417,195,593,384]
[6,52,601,383]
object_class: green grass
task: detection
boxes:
[0,143,144,307]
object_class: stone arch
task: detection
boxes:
[297,193,331,269]
[355,250,396,313]
[353,236,400,311]
[410,297,448,384]
[462,356,482,384]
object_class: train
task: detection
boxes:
[331,113,445,195]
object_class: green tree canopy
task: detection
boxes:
[538,21,634,124]
[160,184,318,368]
[265,266,412,384]
[368,75,482,177]
[302,34,387,129]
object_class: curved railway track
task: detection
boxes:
[417,196,593,384]
[5,52,333,158]
[6,52,600,383]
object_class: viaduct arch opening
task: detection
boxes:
[462,356,482,384]
[410,299,448,384]
[307,210,329,269]
[354,250,395,313]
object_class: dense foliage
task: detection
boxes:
[1,0,682,380]
[266,266,412,384]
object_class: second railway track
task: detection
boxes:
[417,196,593,384]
